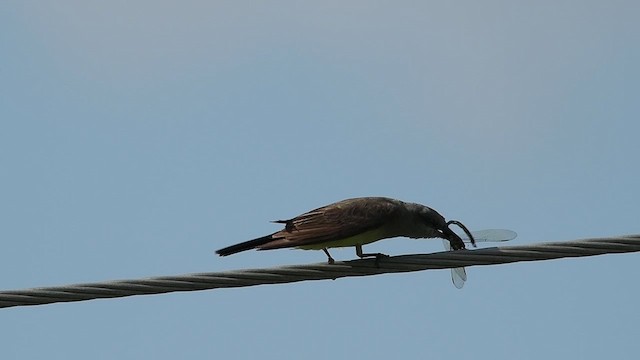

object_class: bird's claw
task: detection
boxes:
[374,253,389,267]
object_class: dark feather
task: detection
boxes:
[258,197,401,249]
[216,234,274,256]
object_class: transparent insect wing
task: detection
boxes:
[442,239,467,288]
[442,229,516,288]
[451,267,467,289]
[467,229,517,243]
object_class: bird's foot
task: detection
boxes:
[373,253,389,267]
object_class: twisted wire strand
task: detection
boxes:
[1,234,638,309]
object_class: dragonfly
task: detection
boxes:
[442,229,517,289]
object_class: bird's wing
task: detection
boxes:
[259,197,401,249]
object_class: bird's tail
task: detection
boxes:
[216,234,274,256]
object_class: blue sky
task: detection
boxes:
[1,1,639,359]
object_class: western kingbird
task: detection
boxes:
[216,197,475,264]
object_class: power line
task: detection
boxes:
[1,234,638,309]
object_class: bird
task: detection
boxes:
[216,196,475,264]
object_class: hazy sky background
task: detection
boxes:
[1,1,639,359]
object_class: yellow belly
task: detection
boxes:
[297,228,387,250]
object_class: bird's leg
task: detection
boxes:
[355,244,388,266]
[322,248,335,264]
